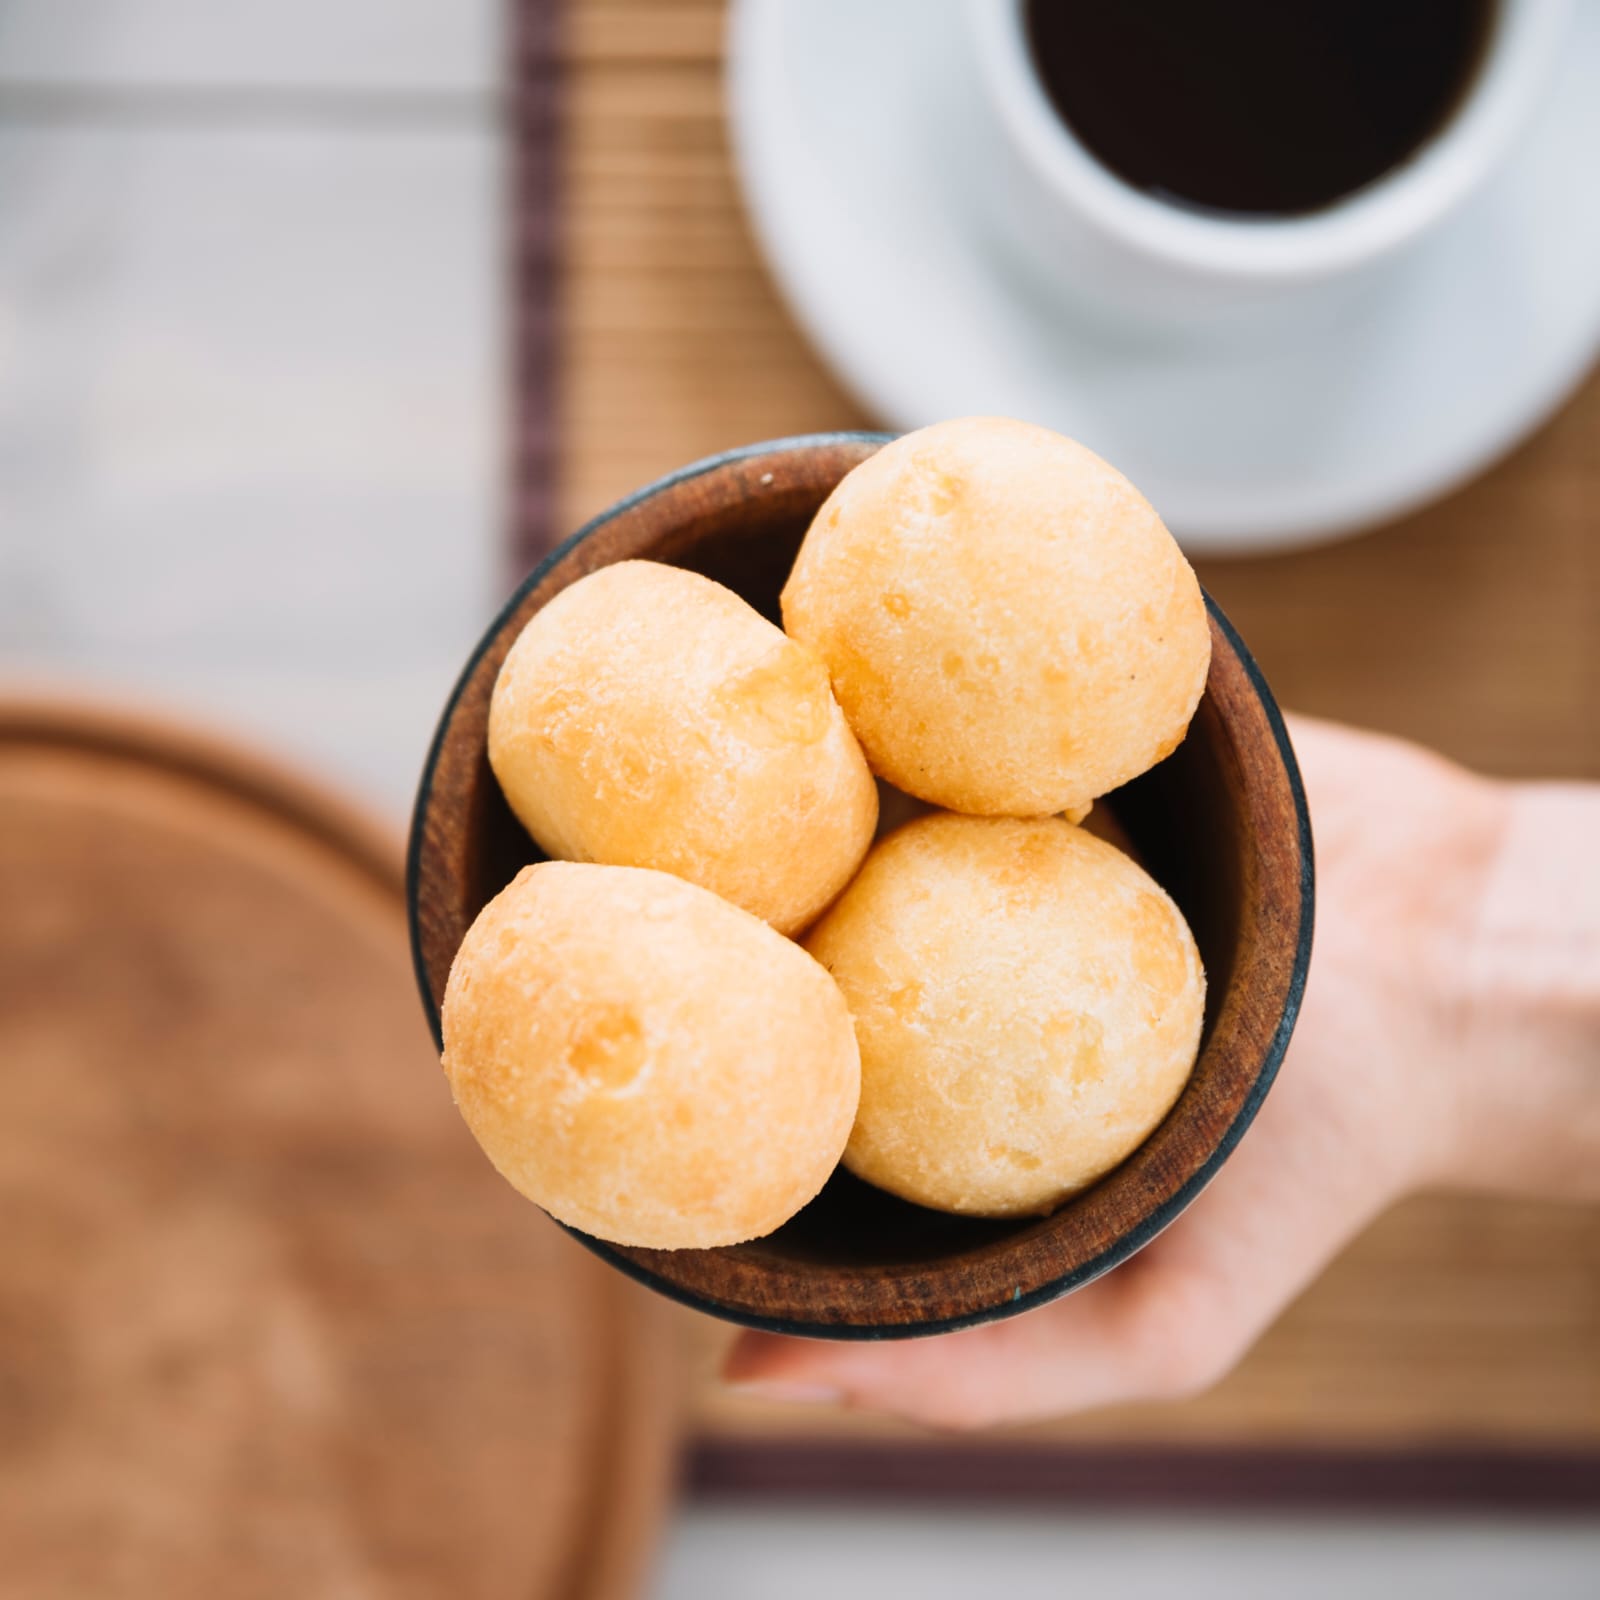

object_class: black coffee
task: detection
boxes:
[1024,0,1496,217]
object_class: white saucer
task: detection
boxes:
[727,0,1600,555]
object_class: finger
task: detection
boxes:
[723,1022,1407,1429]
[722,1268,1139,1430]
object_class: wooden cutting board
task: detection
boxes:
[0,701,681,1599]
[541,0,1600,1495]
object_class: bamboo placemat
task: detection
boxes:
[520,0,1600,1503]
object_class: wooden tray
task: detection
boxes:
[0,700,681,1598]
[529,0,1600,1504]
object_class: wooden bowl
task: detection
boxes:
[408,434,1313,1339]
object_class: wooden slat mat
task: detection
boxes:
[518,0,1600,1504]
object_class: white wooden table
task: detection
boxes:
[0,0,501,815]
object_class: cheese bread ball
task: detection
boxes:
[442,862,860,1249]
[806,813,1204,1218]
[782,418,1210,816]
[489,560,877,936]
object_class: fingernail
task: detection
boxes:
[725,1378,844,1407]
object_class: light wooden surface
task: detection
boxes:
[0,2,501,819]
[562,0,1600,1451]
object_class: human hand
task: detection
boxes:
[723,716,1600,1427]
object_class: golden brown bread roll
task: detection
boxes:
[782,417,1210,817]
[442,861,861,1249]
[805,812,1204,1217]
[489,560,877,935]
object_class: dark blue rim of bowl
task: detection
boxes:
[406,430,1315,1340]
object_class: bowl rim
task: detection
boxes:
[407,430,1315,1339]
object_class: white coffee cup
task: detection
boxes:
[965,0,1573,322]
